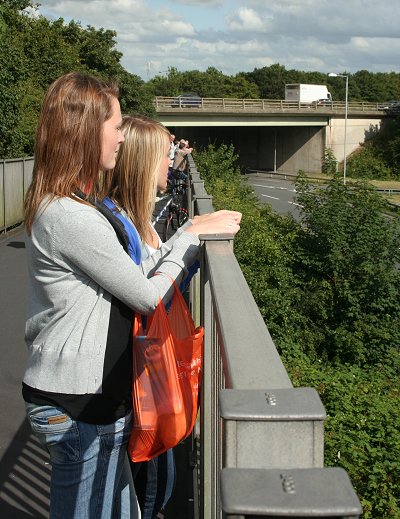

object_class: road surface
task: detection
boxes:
[244,173,302,219]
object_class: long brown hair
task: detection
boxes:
[24,71,119,234]
[105,115,171,243]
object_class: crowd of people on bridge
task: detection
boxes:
[22,71,241,519]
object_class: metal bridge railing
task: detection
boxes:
[186,155,362,518]
[0,157,33,233]
[155,96,384,115]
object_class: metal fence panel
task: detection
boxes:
[0,157,34,232]
[0,161,4,230]
[5,160,24,230]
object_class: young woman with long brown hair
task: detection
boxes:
[23,72,241,519]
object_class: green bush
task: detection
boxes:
[344,119,400,180]
[287,357,400,518]
[322,147,338,175]
[294,175,400,365]
[347,146,392,179]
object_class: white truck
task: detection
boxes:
[285,84,332,104]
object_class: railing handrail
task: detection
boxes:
[202,238,292,389]
[155,96,384,114]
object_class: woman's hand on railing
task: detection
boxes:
[186,210,242,236]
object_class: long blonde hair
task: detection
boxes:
[106,115,171,242]
[24,72,119,234]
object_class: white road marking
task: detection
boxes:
[261,194,280,200]
[251,183,297,193]
[252,183,287,190]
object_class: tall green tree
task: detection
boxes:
[75,25,122,77]
[294,176,400,365]
[0,1,153,157]
[117,70,155,117]
[148,66,259,98]
[223,72,260,98]
[0,0,31,157]
[244,63,289,98]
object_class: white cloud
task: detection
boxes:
[159,19,196,37]
[226,7,268,32]
[35,0,400,79]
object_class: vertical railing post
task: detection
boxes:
[199,235,235,519]
[199,248,215,519]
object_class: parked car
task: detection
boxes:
[385,101,400,114]
[315,98,332,107]
[171,93,202,108]
[378,100,400,112]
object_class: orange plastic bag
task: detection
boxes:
[128,285,204,462]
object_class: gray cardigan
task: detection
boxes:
[24,196,200,395]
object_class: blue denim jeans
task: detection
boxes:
[131,449,176,519]
[26,404,141,519]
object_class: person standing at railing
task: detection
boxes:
[103,117,209,518]
[166,133,175,177]
[172,140,193,182]
[168,133,176,165]
[102,114,195,519]
[22,71,242,519]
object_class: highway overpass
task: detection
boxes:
[155,97,386,174]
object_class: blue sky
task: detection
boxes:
[149,0,231,31]
[33,0,400,80]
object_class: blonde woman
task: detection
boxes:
[102,115,205,518]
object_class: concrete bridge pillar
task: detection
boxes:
[326,116,382,165]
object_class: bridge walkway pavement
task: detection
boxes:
[0,195,195,518]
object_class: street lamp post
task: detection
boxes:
[328,73,348,184]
